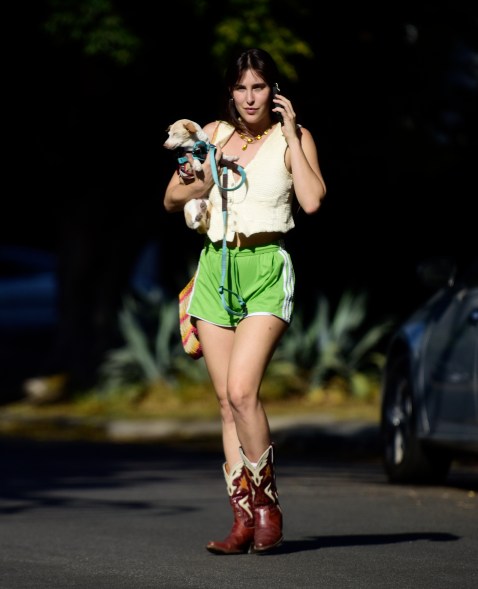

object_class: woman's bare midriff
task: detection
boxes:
[223,232,284,248]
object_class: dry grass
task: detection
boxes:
[2,379,380,423]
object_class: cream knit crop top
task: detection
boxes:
[206,121,294,243]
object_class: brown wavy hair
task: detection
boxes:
[222,48,282,133]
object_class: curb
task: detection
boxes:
[0,411,381,459]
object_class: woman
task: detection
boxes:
[164,47,326,554]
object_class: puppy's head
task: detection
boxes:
[163,119,209,151]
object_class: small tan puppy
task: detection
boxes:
[163,119,238,234]
[163,119,211,174]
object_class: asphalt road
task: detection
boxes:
[1,429,477,589]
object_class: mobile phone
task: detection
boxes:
[272,83,283,125]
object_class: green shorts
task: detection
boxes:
[188,239,295,327]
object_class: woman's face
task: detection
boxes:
[232,69,272,126]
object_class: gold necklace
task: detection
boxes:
[237,125,273,151]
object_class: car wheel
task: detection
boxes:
[381,354,451,484]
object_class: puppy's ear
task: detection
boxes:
[185,121,197,134]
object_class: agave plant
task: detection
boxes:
[97,293,183,392]
[274,290,395,397]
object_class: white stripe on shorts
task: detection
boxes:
[278,247,294,322]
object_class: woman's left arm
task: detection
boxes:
[275,92,326,214]
[286,127,326,214]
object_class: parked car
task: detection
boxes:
[380,256,478,483]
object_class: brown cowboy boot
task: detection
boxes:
[240,444,283,553]
[206,461,255,555]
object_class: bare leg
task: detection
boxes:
[226,315,288,461]
[198,315,288,555]
[196,321,241,468]
[197,315,288,463]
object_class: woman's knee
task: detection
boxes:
[216,395,235,423]
[227,384,257,415]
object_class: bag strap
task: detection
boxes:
[209,121,246,191]
[211,120,235,146]
[210,122,221,145]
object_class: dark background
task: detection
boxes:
[2,1,477,395]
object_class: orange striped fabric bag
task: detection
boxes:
[178,274,203,359]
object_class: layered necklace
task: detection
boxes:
[237,125,273,151]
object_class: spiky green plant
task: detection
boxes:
[274,290,395,397]
[98,287,393,402]
[97,293,198,393]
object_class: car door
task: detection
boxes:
[422,263,478,440]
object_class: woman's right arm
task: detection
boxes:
[163,121,220,213]
[163,169,211,213]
